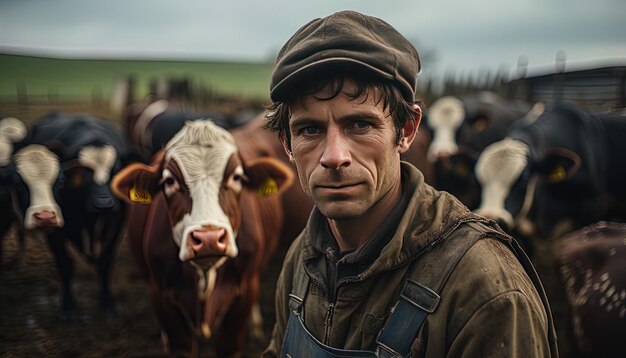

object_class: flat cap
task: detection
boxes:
[270,10,420,102]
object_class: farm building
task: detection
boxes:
[504,63,626,112]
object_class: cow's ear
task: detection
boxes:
[451,152,476,179]
[243,157,294,197]
[469,113,491,133]
[536,148,581,183]
[110,162,161,204]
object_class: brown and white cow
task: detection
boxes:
[111,119,294,356]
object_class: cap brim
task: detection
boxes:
[270,57,395,102]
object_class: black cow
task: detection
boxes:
[0,117,27,264]
[8,112,129,319]
[425,92,539,208]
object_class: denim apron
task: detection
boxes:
[281,300,378,357]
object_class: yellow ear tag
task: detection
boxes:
[455,162,470,178]
[472,118,488,133]
[548,165,567,183]
[71,173,83,187]
[258,178,278,198]
[130,185,152,204]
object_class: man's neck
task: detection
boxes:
[328,180,403,252]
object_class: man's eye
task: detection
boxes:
[299,127,321,136]
[353,120,371,129]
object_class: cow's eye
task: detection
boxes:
[161,176,180,197]
[226,168,247,193]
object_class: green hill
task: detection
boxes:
[0,54,274,102]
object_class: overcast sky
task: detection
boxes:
[1,0,625,79]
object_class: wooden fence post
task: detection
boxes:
[16,81,27,105]
[48,86,58,104]
[92,86,103,108]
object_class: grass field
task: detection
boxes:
[0,53,274,102]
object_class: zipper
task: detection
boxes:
[322,247,339,344]
[323,302,335,344]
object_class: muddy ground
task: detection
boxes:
[0,225,286,357]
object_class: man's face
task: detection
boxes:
[284,80,412,220]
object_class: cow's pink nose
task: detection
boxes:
[33,211,59,228]
[189,228,227,258]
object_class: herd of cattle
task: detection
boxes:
[1,90,625,357]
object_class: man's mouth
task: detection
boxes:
[317,182,359,188]
[315,183,361,194]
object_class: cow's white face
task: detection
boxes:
[14,144,64,229]
[164,121,240,269]
[77,145,117,185]
[111,119,295,273]
[427,96,465,161]
[474,138,530,227]
[0,117,27,166]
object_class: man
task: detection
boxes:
[263,10,558,357]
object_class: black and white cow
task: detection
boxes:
[8,112,130,319]
[474,103,626,240]
[0,117,27,264]
[426,92,541,208]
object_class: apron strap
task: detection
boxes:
[376,219,486,357]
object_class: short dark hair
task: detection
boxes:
[265,67,420,150]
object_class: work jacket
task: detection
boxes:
[264,162,555,357]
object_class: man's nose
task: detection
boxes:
[320,129,351,170]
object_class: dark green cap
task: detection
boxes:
[270,10,420,102]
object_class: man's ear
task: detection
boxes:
[398,104,422,154]
[279,132,294,162]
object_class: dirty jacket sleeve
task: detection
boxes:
[262,233,305,357]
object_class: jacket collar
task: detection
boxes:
[302,162,483,279]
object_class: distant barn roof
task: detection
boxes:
[505,63,626,112]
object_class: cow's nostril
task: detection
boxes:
[218,235,226,244]
[192,235,202,245]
